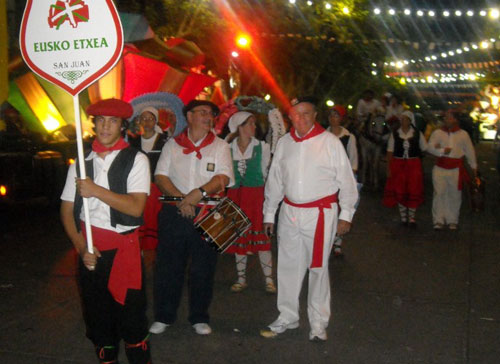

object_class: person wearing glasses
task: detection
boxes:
[129,107,168,250]
[129,106,168,174]
[150,100,234,336]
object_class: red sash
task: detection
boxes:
[283,194,338,268]
[92,137,129,153]
[290,123,325,142]
[174,129,215,159]
[81,223,141,305]
[436,157,470,190]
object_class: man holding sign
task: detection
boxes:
[60,99,152,364]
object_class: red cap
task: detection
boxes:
[86,98,133,119]
[331,105,347,118]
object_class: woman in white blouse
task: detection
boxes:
[225,111,276,294]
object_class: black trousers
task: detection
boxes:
[154,204,218,324]
[78,249,149,347]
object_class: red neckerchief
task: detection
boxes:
[441,125,460,133]
[92,137,129,153]
[290,123,325,142]
[174,128,215,159]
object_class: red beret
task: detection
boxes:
[331,105,347,118]
[86,98,133,119]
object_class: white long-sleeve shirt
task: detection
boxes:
[356,98,381,121]
[263,129,358,223]
[427,128,477,169]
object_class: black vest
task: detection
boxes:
[339,135,350,152]
[129,133,168,176]
[73,147,144,231]
[392,127,421,158]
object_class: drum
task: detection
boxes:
[194,197,251,253]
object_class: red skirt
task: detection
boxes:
[383,158,424,209]
[225,186,271,254]
[138,183,162,250]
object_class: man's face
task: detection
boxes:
[187,105,214,133]
[444,111,458,128]
[94,115,122,147]
[289,102,317,135]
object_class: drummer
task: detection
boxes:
[150,100,234,336]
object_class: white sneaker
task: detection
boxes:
[192,323,212,335]
[309,328,327,342]
[149,322,170,334]
[260,318,299,338]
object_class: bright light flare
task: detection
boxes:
[0,185,6,196]
[490,9,500,19]
[231,51,239,58]
[236,34,251,48]
[326,100,334,107]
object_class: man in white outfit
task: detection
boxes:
[427,110,477,230]
[260,97,358,341]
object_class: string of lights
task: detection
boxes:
[372,7,499,19]
[384,36,500,69]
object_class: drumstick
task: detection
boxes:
[159,196,222,202]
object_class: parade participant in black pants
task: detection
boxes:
[60,99,152,364]
[151,100,234,336]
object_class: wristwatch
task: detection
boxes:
[198,187,208,198]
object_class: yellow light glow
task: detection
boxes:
[342,7,350,15]
[399,77,406,85]
[348,105,353,109]
[0,185,7,196]
[490,9,499,19]
[15,73,66,132]
[264,94,271,101]
[87,59,123,103]
[480,41,489,49]
[396,61,404,69]
[236,34,251,49]
[326,100,334,107]
[68,158,76,165]
[42,116,61,132]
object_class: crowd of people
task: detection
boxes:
[59,90,479,363]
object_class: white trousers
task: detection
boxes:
[275,203,338,330]
[432,166,462,225]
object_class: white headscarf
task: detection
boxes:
[401,110,415,126]
[139,106,162,133]
[228,111,253,133]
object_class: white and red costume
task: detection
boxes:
[427,126,477,225]
[263,123,358,331]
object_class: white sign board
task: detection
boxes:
[20,0,123,96]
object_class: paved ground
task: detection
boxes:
[0,142,499,364]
